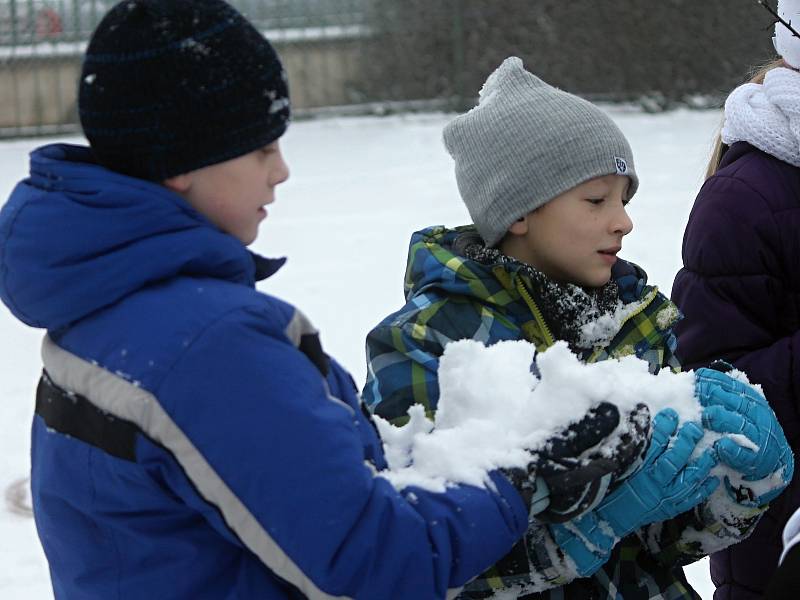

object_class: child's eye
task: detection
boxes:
[587,198,604,205]
[260,143,279,156]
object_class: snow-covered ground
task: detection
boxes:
[0,109,723,597]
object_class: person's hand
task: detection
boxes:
[508,402,650,524]
[696,367,794,506]
[581,402,651,485]
[548,511,616,577]
[593,409,719,538]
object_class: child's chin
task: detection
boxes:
[580,271,612,288]
[237,228,259,246]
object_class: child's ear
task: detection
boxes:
[162,173,192,194]
[507,215,529,236]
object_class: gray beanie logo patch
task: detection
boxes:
[614,157,628,175]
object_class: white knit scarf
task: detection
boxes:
[722,67,800,167]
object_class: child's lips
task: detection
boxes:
[258,198,274,218]
[598,247,621,264]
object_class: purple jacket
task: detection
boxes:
[672,141,800,600]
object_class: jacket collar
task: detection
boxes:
[720,141,758,169]
[0,143,281,330]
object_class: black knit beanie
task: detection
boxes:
[78,0,290,181]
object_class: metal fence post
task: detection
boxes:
[9,0,18,46]
[451,0,466,112]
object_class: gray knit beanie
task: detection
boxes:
[444,57,638,247]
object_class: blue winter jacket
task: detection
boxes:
[0,144,529,599]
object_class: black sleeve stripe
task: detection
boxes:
[36,371,138,462]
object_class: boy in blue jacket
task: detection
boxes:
[0,2,694,599]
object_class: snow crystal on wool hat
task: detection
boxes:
[79,0,290,181]
[443,57,638,247]
[775,0,800,68]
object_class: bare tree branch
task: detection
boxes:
[757,0,800,39]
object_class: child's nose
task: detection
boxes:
[272,152,290,186]
[613,205,633,236]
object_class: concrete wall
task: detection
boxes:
[278,38,365,108]
[0,54,81,130]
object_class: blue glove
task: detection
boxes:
[549,511,616,577]
[594,409,720,538]
[696,367,794,505]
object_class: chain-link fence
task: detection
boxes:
[0,0,781,139]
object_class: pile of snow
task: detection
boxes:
[376,340,778,496]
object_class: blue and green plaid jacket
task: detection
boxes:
[364,226,764,599]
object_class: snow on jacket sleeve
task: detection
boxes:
[638,490,765,568]
[152,304,528,599]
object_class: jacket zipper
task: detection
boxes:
[515,278,555,347]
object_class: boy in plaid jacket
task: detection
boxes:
[363,58,791,599]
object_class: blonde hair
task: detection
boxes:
[705,58,787,180]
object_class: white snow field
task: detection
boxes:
[0,108,725,598]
